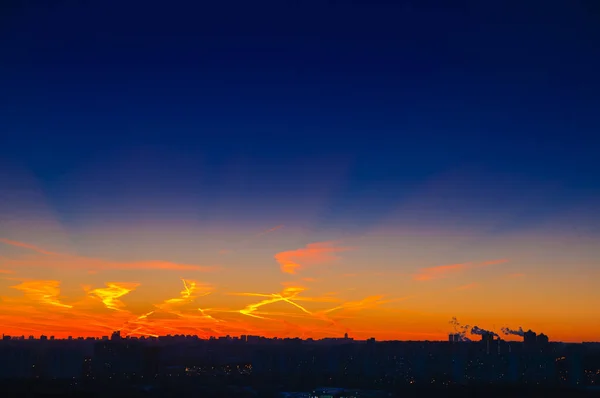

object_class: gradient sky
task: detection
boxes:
[1,1,599,342]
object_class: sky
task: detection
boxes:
[1,0,599,342]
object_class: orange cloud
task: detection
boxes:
[86,282,139,311]
[0,238,61,256]
[160,279,213,309]
[414,259,508,281]
[227,284,386,335]
[11,280,72,308]
[132,279,219,334]
[104,260,214,271]
[322,295,388,315]
[507,273,526,278]
[275,241,351,274]
[0,237,214,272]
[0,269,14,274]
[0,274,401,340]
[414,263,468,281]
[235,286,312,320]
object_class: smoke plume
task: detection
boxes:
[449,317,471,341]
[501,326,525,337]
[470,325,498,337]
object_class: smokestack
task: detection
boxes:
[501,327,525,337]
[449,317,471,342]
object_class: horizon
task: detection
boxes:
[0,331,557,343]
[1,1,600,344]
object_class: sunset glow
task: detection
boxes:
[1,1,599,347]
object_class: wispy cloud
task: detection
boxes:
[235,286,313,320]
[11,280,72,308]
[414,259,508,281]
[321,295,388,315]
[0,238,61,256]
[85,282,139,311]
[106,260,215,271]
[134,279,219,332]
[0,237,215,272]
[275,241,351,274]
[257,225,283,236]
[0,275,405,340]
[507,273,526,278]
[414,263,468,281]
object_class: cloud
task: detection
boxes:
[133,279,218,330]
[85,282,139,311]
[0,237,215,272]
[414,259,508,281]
[0,238,61,256]
[258,225,284,236]
[1,277,252,339]
[236,286,313,320]
[0,273,405,339]
[321,295,388,315]
[414,263,468,281]
[507,273,526,278]
[11,280,72,308]
[0,269,14,274]
[275,241,351,274]
[104,260,215,271]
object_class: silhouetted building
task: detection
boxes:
[524,330,537,346]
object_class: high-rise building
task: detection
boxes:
[524,330,537,346]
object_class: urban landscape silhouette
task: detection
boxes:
[1,326,600,397]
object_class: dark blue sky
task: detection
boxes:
[1,0,599,229]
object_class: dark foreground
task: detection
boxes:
[1,381,600,398]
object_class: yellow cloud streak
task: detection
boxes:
[10,280,72,308]
[86,282,139,311]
